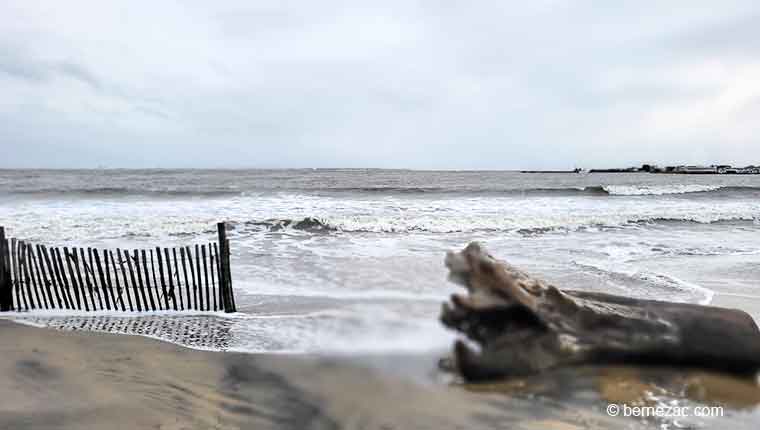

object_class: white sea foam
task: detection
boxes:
[572,260,715,305]
[602,184,724,196]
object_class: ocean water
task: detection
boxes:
[2,169,760,354]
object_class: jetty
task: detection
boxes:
[523,164,760,174]
[0,223,237,313]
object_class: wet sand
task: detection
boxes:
[2,320,760,429]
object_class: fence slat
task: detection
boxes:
[18,240,29,310]
[123,249,140,312]
[103,250,115,309]
[145,250,159,311]
[134,250,149,311]
[34,245,54,308]
[87,248,102,311]
[75,248,93,312]
[44,245,65,309]
[180,248,191,311]
[29,245,47,309]
[194,244,202,311]
[214,242,222,312]
[11,238,24,310]
[38,245,56,308]
[72,248,87,311]
[172,248,183,310]
[59,248,75,309]
[209,243,217,311]
[20,243,36,309]
[0,229,6,311]
[164,248,178,311]
[51,247,70,309]
[186,246,197,310]
[0,231,10,311]
[63,248,82,311]
[9,238,17,310]
[93,249,111,311]
[202,244,209,311]
[50,248,72,309]
[54,248,74,310]
[117,250,133,311]
[154,248,168,310]
[16,242,28,309]
[109,250,126,312]
[224,238,235,312]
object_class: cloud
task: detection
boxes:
[1,0,759,168]
[0,50,102,92]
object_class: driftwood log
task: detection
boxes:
[440,242,760,382]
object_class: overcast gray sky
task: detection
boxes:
[1,1,759,169]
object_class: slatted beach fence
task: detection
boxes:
[0,223,236,313]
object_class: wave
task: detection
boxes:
[232,213,760,235]
[241,217,338,232]
[600,184,722,196]
[572,261,714,305]
[6,184,760,198]
[9,187,241,197]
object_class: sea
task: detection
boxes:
[2,169,760,355]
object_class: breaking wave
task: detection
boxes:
[233,213,760,235]
[600,184,724,196]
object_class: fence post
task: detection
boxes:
[217,222,235,313]
[0,227,12,311]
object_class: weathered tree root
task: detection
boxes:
[441,242,760,382]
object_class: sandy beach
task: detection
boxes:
[2,319,760,429]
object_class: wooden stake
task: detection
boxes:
[218,223,235,312]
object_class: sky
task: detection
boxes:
[1,1,759,169]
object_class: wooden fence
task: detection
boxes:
[0,223,236,313]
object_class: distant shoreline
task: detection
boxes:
[522,164,760,175]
